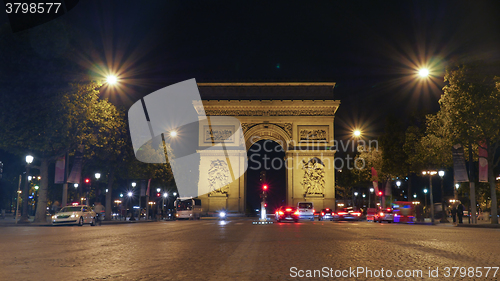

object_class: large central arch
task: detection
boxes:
[193,83,340,213]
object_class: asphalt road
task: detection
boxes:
[1,219,499,281]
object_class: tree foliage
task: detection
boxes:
[437,62,500,224]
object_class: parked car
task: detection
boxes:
[333,207,362,221]
[318,208,335,221]
[296,202,315,221]
[374,208,394,223]
[51,205,97,226]
[275,206,299,223]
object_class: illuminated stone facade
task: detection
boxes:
[194,83,340,213]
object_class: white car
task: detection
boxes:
[296,202,315,221]
[52,205,97,226]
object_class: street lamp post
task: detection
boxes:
[369,188,374,208]
[95,173,101,205]
[354,192,358,209]
[33,185,39,216]
[396,180,401,201]
[131,182,138,219]
[438,171,449,223]
[128,191,135,221]
[454,183,459,200]
[423,188,428,216]
[422,170,437,225]
[20,155,34,223]
[156,188,161,220]
[163,192,168,219]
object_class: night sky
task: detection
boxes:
[1,1,500,208]
[3,0,499,137]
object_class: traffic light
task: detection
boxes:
[378,191,383,196]
[157,193,161,197]
[84,178,91,192]
[263,185,268,191]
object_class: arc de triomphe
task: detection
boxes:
[193,83,340,213]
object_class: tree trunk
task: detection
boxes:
[487,146,498,224]
[34,159,49,223]
[105,168,115,221]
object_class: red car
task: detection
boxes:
[275,206,299,223]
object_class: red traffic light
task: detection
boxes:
[378,191,383,196]
[263,185,268,191]
[264,203,267,207]
[85,178,90,184]
[157,193,161,197]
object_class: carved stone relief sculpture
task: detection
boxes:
[300,158,325,196]
[208,159,230,195]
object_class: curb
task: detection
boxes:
[0,220,158,227]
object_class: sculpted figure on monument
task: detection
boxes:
[208,159,230,195]
[300,158,325,195]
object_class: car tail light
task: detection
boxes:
[387,208,391,212]
[286,208,292,212]
[338,212,347,215]
[294,210,299,216]
[321,212,324,216]
[312,209,315,213]
[278,211,284,215]
[379,212,385,217]
[331,212,335,216]
[352,212,361,216]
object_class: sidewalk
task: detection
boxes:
[0,215,157,227]
[419,217,500,228]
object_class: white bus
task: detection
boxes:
[174,197,202,219]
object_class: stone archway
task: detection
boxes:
[193,83,340,213]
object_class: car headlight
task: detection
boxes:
[70,214,79,218]
[52,215,56,219]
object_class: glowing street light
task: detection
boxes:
[95,173,101,180]
[131,182,136,188]
[106,75,118,85]
[26,155,34,164]
[418,68,429,78]
[170,131,177,137]
[353,129,361,137]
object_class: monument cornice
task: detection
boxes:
[193,100,340,116]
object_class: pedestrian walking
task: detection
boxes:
[457,203,464,224]
[451,204,457,224]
